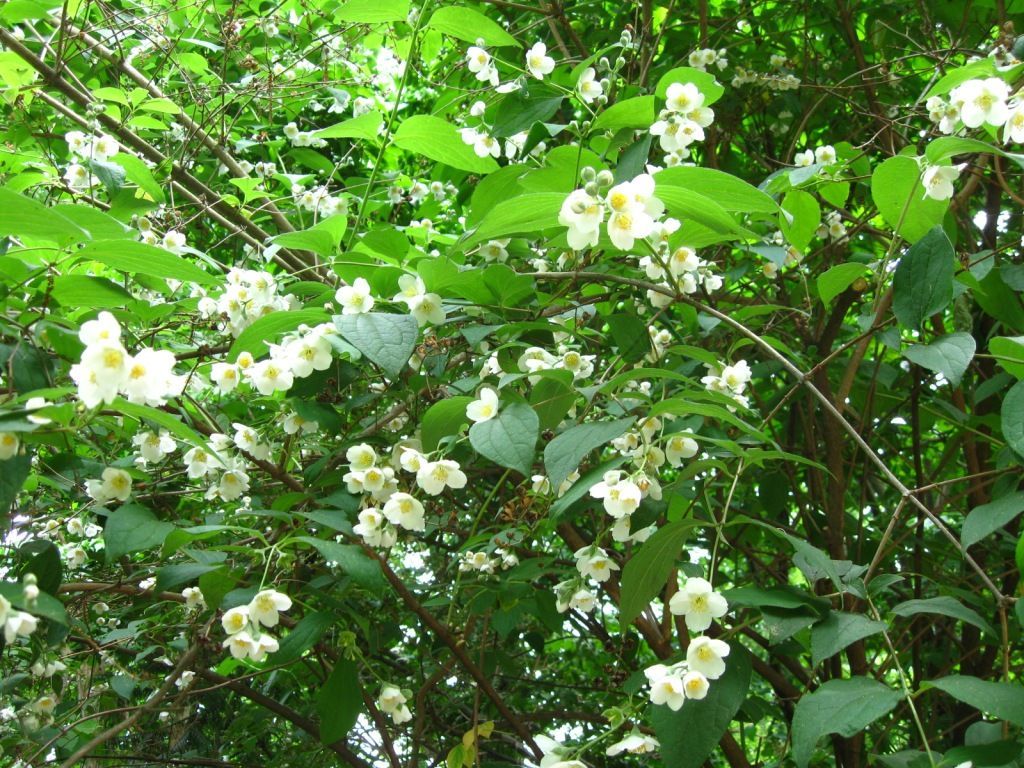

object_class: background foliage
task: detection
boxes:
[1,0,1024,767]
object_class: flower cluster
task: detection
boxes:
[63,131,120,190]
[220,589,291,661]
[701,359,753,409]
[559,171,665,251]
[458,547,518,574]
[70,312,184,409]
[688,48,728,71]
[283,121,327,148]
[650,82,715,162]
[198,268,293,337]
[642,577,730,709]
[794,144,837,167]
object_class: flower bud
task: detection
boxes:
[580,166,596,182]
[595,170,614,187]
[598,56,610,71]
[615,56,626,69]
[583,181,599,196]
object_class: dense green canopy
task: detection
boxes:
[1,1,1023,767]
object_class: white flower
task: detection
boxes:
[85,467,132,504]
[79,311,122,345]
[232,423,270,460]
[686,635,730,679]
[0,432,19,460]
[952,77,1010,128]
[222,630,258,660]
[133,430,176,464]
[606,730,660,756]
[249,589,292,628]
[922,164,960,201]
[574,546,619,583]
[1005,101,1024,143]
[668,576,728,631]
[335,277,375,314]
[466,387,500,423]
[2,601,38,644]
[247,359,294,395]
[408,292,446,326]
[123,349,184,406]
[588,470,642,518]
[182,587,206,609]
[416,459,467,495]
[665,434,699,466]
[210,362,240,393]
[480,238,510,262]
[71,341,131,408]
[794,149,814,167]
[683,669,710,699]
[466,45,499,85]
[577,67,603,103]
[218,467,250,500]
[383,492,426,532]
[558,189,604,250]
[645,664,686,710]
[162,230,187,254]
[378,684,413,724]
[525,42,555,80]
[354,507,397,548]
[221,605,250,635]
[814,145,837,165]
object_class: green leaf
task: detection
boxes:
[273,218,347,257]
[276,611,335,665]
[891,596,996,636]
[924,676,1024,727]
[461,192,564,248]
[468,401,539,476]
[543,417,634,491]
[87,159,126,195]
[655,183,749,238]
[155,563,222,592]
[779,189,821,252]
[0,454,31,521]
[607,313,649,362]
[337,0,408,22]
[75,240,215,285]
[990,336,1024,378]
[654,67,725,105]
[871,156,948,243]
[314,110,383,140]
[592,95,656,132]
[651,644,752,768]
[334,312,418,377]
[317,658,363,744]
[962,492,1024,548]
[394,115,499,174]
[817,263,869,305]
[810,612,887,666]
[421,396,473,452]
[52,204,133,240]
[0,189,87,244]
[892,226,955,330]
[104,503,175,562]
[529,371,577,431]
[620,519,697,626]
[1001,379,1024,460]
[230,309,331,360]
[51,276,134,308]
[116,153,166,203]
[655,167,778,214]
[427,6,518,46]
[491,90,563,138]
[791,677,901,768]
[903,333,975,386]
[295,537,384,588]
